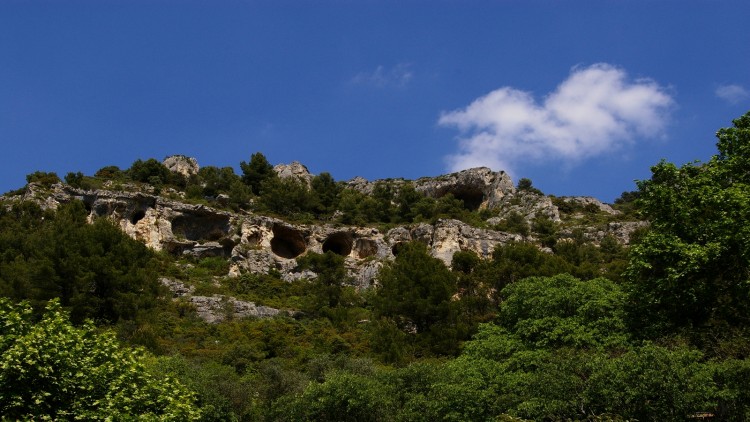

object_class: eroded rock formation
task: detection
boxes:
[3,162,645,298]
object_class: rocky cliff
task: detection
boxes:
[4,157,644,294]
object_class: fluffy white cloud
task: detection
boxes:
[351,63,413,88]
[439,64,673,174]
[715,84,749,104]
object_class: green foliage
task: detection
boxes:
[490,241,570,292]
[374,242,461,357]
[296,251,354,311]
[240,152,276,195]
[26,170,61,187]
[498,274,628,349]
[451,250,481,274]
[0,299,201,420]
[276,370,395,422]
[494,211,530,236]
[151,355,258,421]
[259,176,315,219]
[194,166,241,197]
[128,158,172,185]
[0,200,163,323]
[531,214,558,247]
[626,112,750,338]
[64,171,95,190]
[310,172,342,216]
[612,190,641,216]
[224,272,308,310]
[517,177,543,195]
[94,165,124,180]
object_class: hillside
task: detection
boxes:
[1,112,750,420]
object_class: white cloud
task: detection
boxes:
[439,63,673,174]
[351,63,413,88]
[715,84,749,104]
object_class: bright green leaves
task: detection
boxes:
[0,299,201,420]
[498,274,628,349]
[627,112,750,336]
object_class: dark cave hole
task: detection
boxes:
[322,232,354,256]
[130,210,146,225]
[270,225,306,259]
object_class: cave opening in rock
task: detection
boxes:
[391,242,406,257]
[171,214,230,242]
[452,188,485,211]
[435,186,485,212]
[130,210,146,225]
[354,238,378,259]
[270,225,306,259]
[322,232,353,256]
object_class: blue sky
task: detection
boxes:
[1,1,749,202]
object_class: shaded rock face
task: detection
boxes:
[163,155,199,177]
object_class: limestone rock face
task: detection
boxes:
[605,221,649,245]
[496,191,561,223]
[561,196,619,215]
[274,161,313,186]
[415,167,515,210]
[346,167,515,211]
[4,163,642,302]
[188,295,281,324]
[163,155,199,177]
[159,277,281,323]
[387,219,522,266]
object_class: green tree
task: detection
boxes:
[240,152,276,195]
[395,183,429,223]
[127,158,172,185]
[373,242,460,356]
[626,112,750,338]
[64,171,93,190]
[0,299,201,420]
[259,176,315,218]
[94,165,123,180]
[0,201,162,324]
[26,171,61,187]
[490,241,570,294]
[276,371,395,422]
[531,215,558,248]
[296,251,353,310]
[517,177,543,195]
[311,172,342,216]
[498,274,628,349]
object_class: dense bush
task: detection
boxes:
[0,299,201,420]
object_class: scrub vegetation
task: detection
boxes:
[2,112,750,420]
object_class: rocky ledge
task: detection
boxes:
[3,161,644,304]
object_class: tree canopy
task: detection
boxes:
[0,299,201,420]
[626,112,750,339]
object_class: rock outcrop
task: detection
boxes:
[346,167,515,211]
[163,155,199,177]
[414,167,515,210]
[274,161,313,186]
[159,277,284,323]
[3,162,643,296]
[495,191,561,223]
[559,196,619,215]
